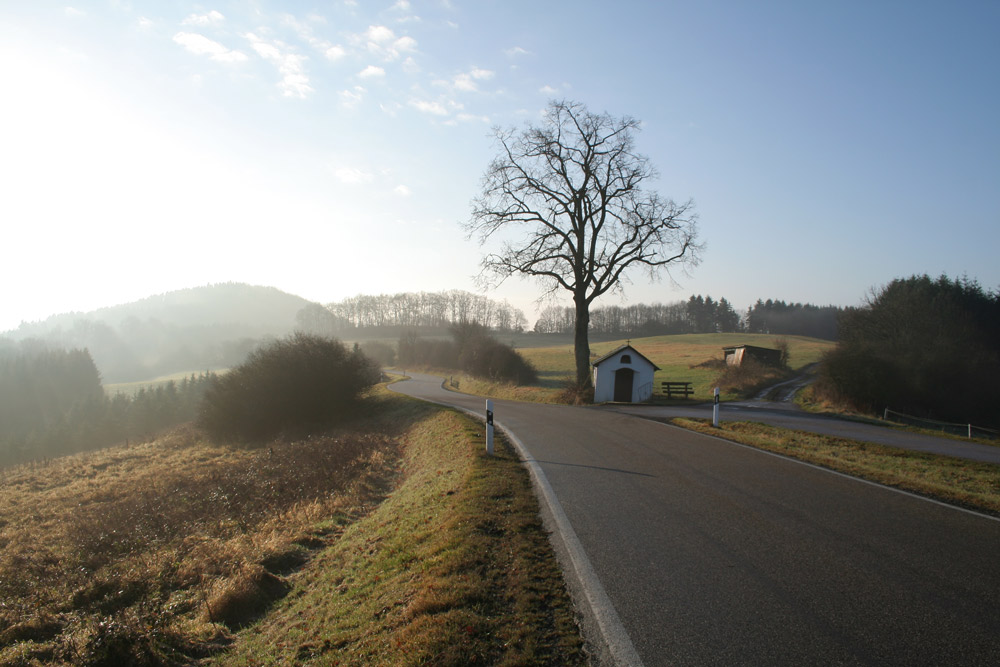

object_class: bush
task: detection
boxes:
[398,324,537,385]
[197,333,380,442]
[359,340,396,366]
[714,359,787,398]
[819,275,1000,425]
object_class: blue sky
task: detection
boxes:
[2,1,998,332]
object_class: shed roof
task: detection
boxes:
[722,344,781,354]
[591,344,661,370]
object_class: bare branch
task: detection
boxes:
[464,100,702,386]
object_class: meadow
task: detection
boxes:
[0,388,582,666]
[454,332,835,403]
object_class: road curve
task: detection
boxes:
[390,373,1000,666]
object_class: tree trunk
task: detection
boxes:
[574,295,592,388]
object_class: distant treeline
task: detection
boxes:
[534,296,842,340]
[0,340,214,466]
[312,291,528,332]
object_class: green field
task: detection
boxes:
[517,333,835,400]
[105,369,227,397]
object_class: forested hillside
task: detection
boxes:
[0,340,214,465]
[2,283,311,382]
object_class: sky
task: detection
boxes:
[2,0,998,333]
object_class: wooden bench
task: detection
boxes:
[661,381,694,399]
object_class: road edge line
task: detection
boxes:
[388,374,644,664]
[496,420,644,667]
[642,416,1000,524]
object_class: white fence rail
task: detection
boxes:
[883,408,999,440]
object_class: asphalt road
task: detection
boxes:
[390,374,1000,666]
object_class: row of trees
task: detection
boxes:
[317,290,528,332]
[745,299,841,340]
[0,340,216,465]
[533,296,840,338]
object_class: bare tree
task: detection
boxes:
[465,100,702,388]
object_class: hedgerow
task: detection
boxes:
[198,333,380,442]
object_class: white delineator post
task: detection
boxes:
[486,399,494,455]
[713,387,720,428]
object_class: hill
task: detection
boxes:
[1,283,313,382]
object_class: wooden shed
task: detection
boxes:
[723,344,783,367]
[592,344,660,403]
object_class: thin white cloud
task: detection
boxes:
[182,10,225,27]
[334,166,374,184]
[64,7,85,18]
[282,13,348,64]
[393,184,412,196]
[394,35,418,52]
[456,113,490,124]
[440,67,494,93]
[505,46,530,57]
[245,33,313,98]
[539,85,559,95]
[391,1,422,24]
[354,25,418,61]
[451,74,477,92]
[137,17,153,30]
[366,25,394,43]
[379,101,403,115]
[358,65,385,78]
[409,99,448,116]
[173,32,248,64]
[340,87,365,108]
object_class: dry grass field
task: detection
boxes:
[0,389,583,666]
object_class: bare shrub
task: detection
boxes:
[714,359,787,398]
[399,324,538,385]
[556,380,595,405]
[198,333,380,443]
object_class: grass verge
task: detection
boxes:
[670,418,1000,516]
[443,375,562,404]
[212,403,584,666]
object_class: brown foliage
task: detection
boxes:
[0,421,401,665]
[555,380,595,405]
[714,359,788,397]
